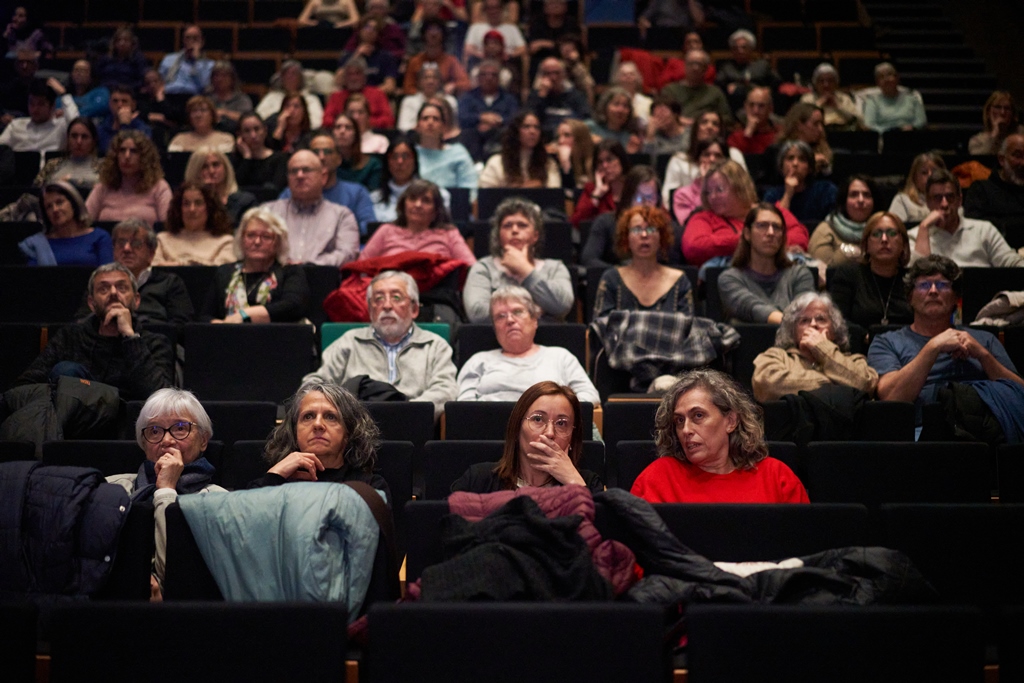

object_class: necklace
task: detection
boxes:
[870,270,896,326]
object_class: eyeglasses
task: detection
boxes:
[287,166,319,176]
[629,225,658,236]
[523,413,573,436]
[244,232,275,243]
[869,228,898,239]
[797,314,829,326]
[914,280,953,293]
[113,238,146,249]
[751,221,783,232]
[371,292,408,305]
[93,280,132,295]
[493,307,529,323]
[141,421,196,443]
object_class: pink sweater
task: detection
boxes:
[359,223,477,264]
[85,179,173,226]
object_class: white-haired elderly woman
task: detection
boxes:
[715,28,781,112]
[799,63,863,131]
[107,387,226,593]
[247,380,390,503]
[200,207,309,323]
[462,197,574,323]
[863,62,927,134]
[751,291,878,402]
[458,286,599,403]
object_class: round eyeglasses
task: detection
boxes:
[523,413,573,437]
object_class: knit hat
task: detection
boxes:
[483,30,505,46]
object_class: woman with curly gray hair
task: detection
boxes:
[630,369,808,503]
[462,196,573,323]
[751,291,878,402]
[248,380,389,502]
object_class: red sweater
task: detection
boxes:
[571,181,618,227]
[727,125,779,155]
[630,456,809,504]
[681,204,808,267]
[323,87,395,130]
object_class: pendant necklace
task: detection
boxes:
[871,271,896,326]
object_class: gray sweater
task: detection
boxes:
[719,265,816,323]
[304,324,457,420]
[463,256,575,323]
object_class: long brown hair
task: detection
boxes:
[731,202,791,270]
[500,111,549,186]
[165,181,233,236]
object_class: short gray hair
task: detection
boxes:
[874,62,897,80]
[234,207,290,263]
[729,29,756,49]
[344,55,368,73]
[111,219,157,250]
[366,270,420,308]
[87,262,138,298]
[135,388,213,450]
[776,139,815,173]
[811,63,839,85]
[489,197,544,258]
[490,285,541,320]
[774,292,850,352]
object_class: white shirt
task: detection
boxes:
[0,95,79,153]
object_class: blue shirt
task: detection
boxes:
[96,113,153,154]
[373,326,414,383]
[457,87,520,130]
[279,179,377,236]
[158,51,214,95]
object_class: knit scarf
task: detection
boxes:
[131,456,216,503]
[224,264,277,316]
[827,210,867,244]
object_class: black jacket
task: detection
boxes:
[76,269,195,325]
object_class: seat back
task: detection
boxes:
[219,440,271,490]
[366,603,670,683]
[0,440,36,463]
[0,602,37,683]
[686,604,984,683]
[998,444,1024,503]
[0,323,42,392]
[729,323,780,391]
[50,602,348,683]
[0,266,93,323]
[476,188,567,220]
[320,322,450,349]
[443,401,593,440]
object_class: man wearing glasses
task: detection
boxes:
[304,270,457,420]
[909,169,1024,267]
[868,255,1023,438]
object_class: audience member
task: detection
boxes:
[457,58,520,161]
[800,64,862,131]
[297,0,359,28]
[264,149,360,265]
[95,25,149,92]
[153,182,235,266]
[670,137,727,226]
[266,93,312,154]
[361,179,475,262]
[345,93,390,154]
[158,25,214,97]
[0,78,79,152]
[4,6,53,58]
[583,165,667,268]
[715,29,781,113]
[719,203,816,323]
[370,138,451,223]
[868,254,1024,434]
[398,63,459,132]
[403,18,471,96]
[103,219,195,324]
[888,151,945,224]
[208,60,253,130]
[909,169,1024,267]
[642,97,687,156]
[202,207,309,323]
[0,48,39,116]
[964,133,1024,246]
[457,286,599,402]
[829,211,913,328]
[405,0,465,61]
[663,110,746,205]
[255,60,324,129]
[184,148,257,225]
[305,271,457,420]
[809,174,876,267]
[528,0,578,65]
[479,111,560,188]
[34,116,100,189]
[763,140,839,229]
[968,90,1023,155]
[630,369,809,504]
[168,95,235,153]
[63,59,109,119]
[637,0,705,35]
[464,197,573,322]
[332,113,384,190]
[862,63,926,134]
[464,0,526,65]
[570,140,629,226]
[613,62,652,125]
[325,56,395,129]
[587,86,642,152]
[413,101,478,193]
[96,85,152,154]
[593,205,693,318]
[85,130,172,225]
[659,50,731,127]
[554,34,595,106]
[21,181,112,267]
[137,69,183,147]
[752,292,878,402]
[775,102,832,178]
[551,117,593,189]
[452,380,603,493]
[15,263,174,400]
[526,57,592,138]
[342,0,406,59]
[233,112,289,192]
[727,86,780,155]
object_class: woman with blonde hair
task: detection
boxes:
[551,118,594,189]
[776,102,833,176]
[968,90,1023,155]
[888,152,946,223]
[184,148,257,224]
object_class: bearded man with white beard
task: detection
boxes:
[965,133,1024,251]
[303,270,457,420]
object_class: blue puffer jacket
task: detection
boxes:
[0,461,131,599]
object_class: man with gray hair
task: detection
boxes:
[304,270,457,419]
[16,262,174,399]
[659,50,731,127]
[715,29,781,112]
[964,133,1024,243]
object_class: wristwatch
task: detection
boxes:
[239,309,251,323]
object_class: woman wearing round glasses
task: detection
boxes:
[751,292,878,402]
[201,207,309,323]
[107,388,226,593]
[457,286,599,403]
[451,380,603,493]
[829,211,913,328]
[593,205,693,319]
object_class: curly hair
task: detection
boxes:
[264,380,381,471]
[97,130,164,192]
[614,205,671,260]
[653,369,768,471]
[164,181,233,236]
[500,111,550,186]
[489,196,544,258]
[904,254,963,299]
[774,291,850,351]
[493,381,584,489]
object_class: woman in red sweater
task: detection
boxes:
[630,369,808,504]
[570,140,631,227]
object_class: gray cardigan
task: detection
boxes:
[719,265,816,323]
[463,256,575,323]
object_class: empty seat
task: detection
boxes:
[0,266,93,323]
[0,322,42,391]
[403,499,450,580]
[237,25,292,52]
[998,444,1024,503]
[366,603,670,683]
[50,602,348,683]
[1001,605,1024,683]
[0,440,35,463]
[729,323,781,391]
[961,267,1024,324]
[442,401,593,440]
[762,400,916,442]
[686,604,984,683]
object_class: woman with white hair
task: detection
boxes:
[107,388,226,592]
[715,29,781,112]
[200,207,309,323]
[751,291,878,402]
[862,62,927,134]
[458,286,599,403]
[799,63,863,131]
[612,61,652,125]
